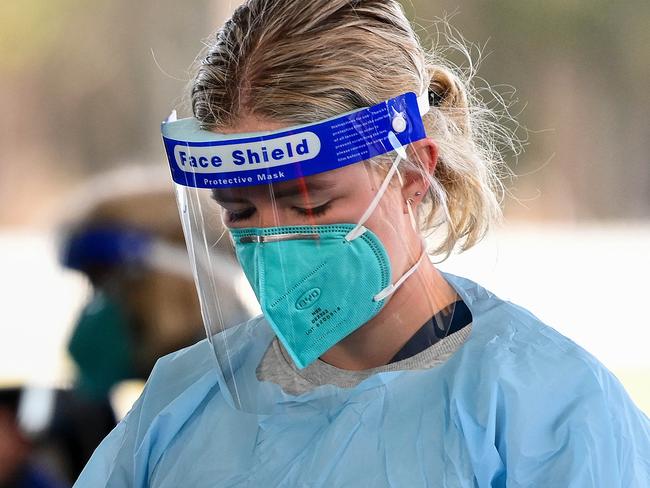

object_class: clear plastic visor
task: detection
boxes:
[164,91,463,414]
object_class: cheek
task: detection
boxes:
[364,190,415,280]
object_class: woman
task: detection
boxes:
[75,1,649,486]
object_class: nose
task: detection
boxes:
[255,203,282,228]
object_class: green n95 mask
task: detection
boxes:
[230,225,390,369]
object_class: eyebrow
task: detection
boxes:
[211,179,337,203]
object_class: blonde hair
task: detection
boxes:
[190,0,520,259]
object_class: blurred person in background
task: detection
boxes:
[74,1,649,486]
[56,167,253,479]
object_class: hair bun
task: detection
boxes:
[429,66,467,106]
[428,66,470,133]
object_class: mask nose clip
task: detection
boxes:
[239,233,320,244]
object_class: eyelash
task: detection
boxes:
[226,203,332,223]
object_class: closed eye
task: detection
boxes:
[225,207,256,223]
[224,202,332,224]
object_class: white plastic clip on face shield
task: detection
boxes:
[344,91,431,302]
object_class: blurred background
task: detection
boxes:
[1,0,648,485]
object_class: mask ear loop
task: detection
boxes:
[371,119,429,301]
[385,194,427,302]
[346,91,431,301]
[343,131,428,302]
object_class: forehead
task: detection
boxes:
[211,165,368,203]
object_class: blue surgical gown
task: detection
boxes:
[74,272,650,487]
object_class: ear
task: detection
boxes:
[400,137,438,211]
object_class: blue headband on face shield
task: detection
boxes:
[161,91,430,189]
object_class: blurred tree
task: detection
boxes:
[0,0,648,225]
[408,0,650,219]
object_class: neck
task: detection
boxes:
[319,259,458,370]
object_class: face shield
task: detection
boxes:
[162,91,438,413]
